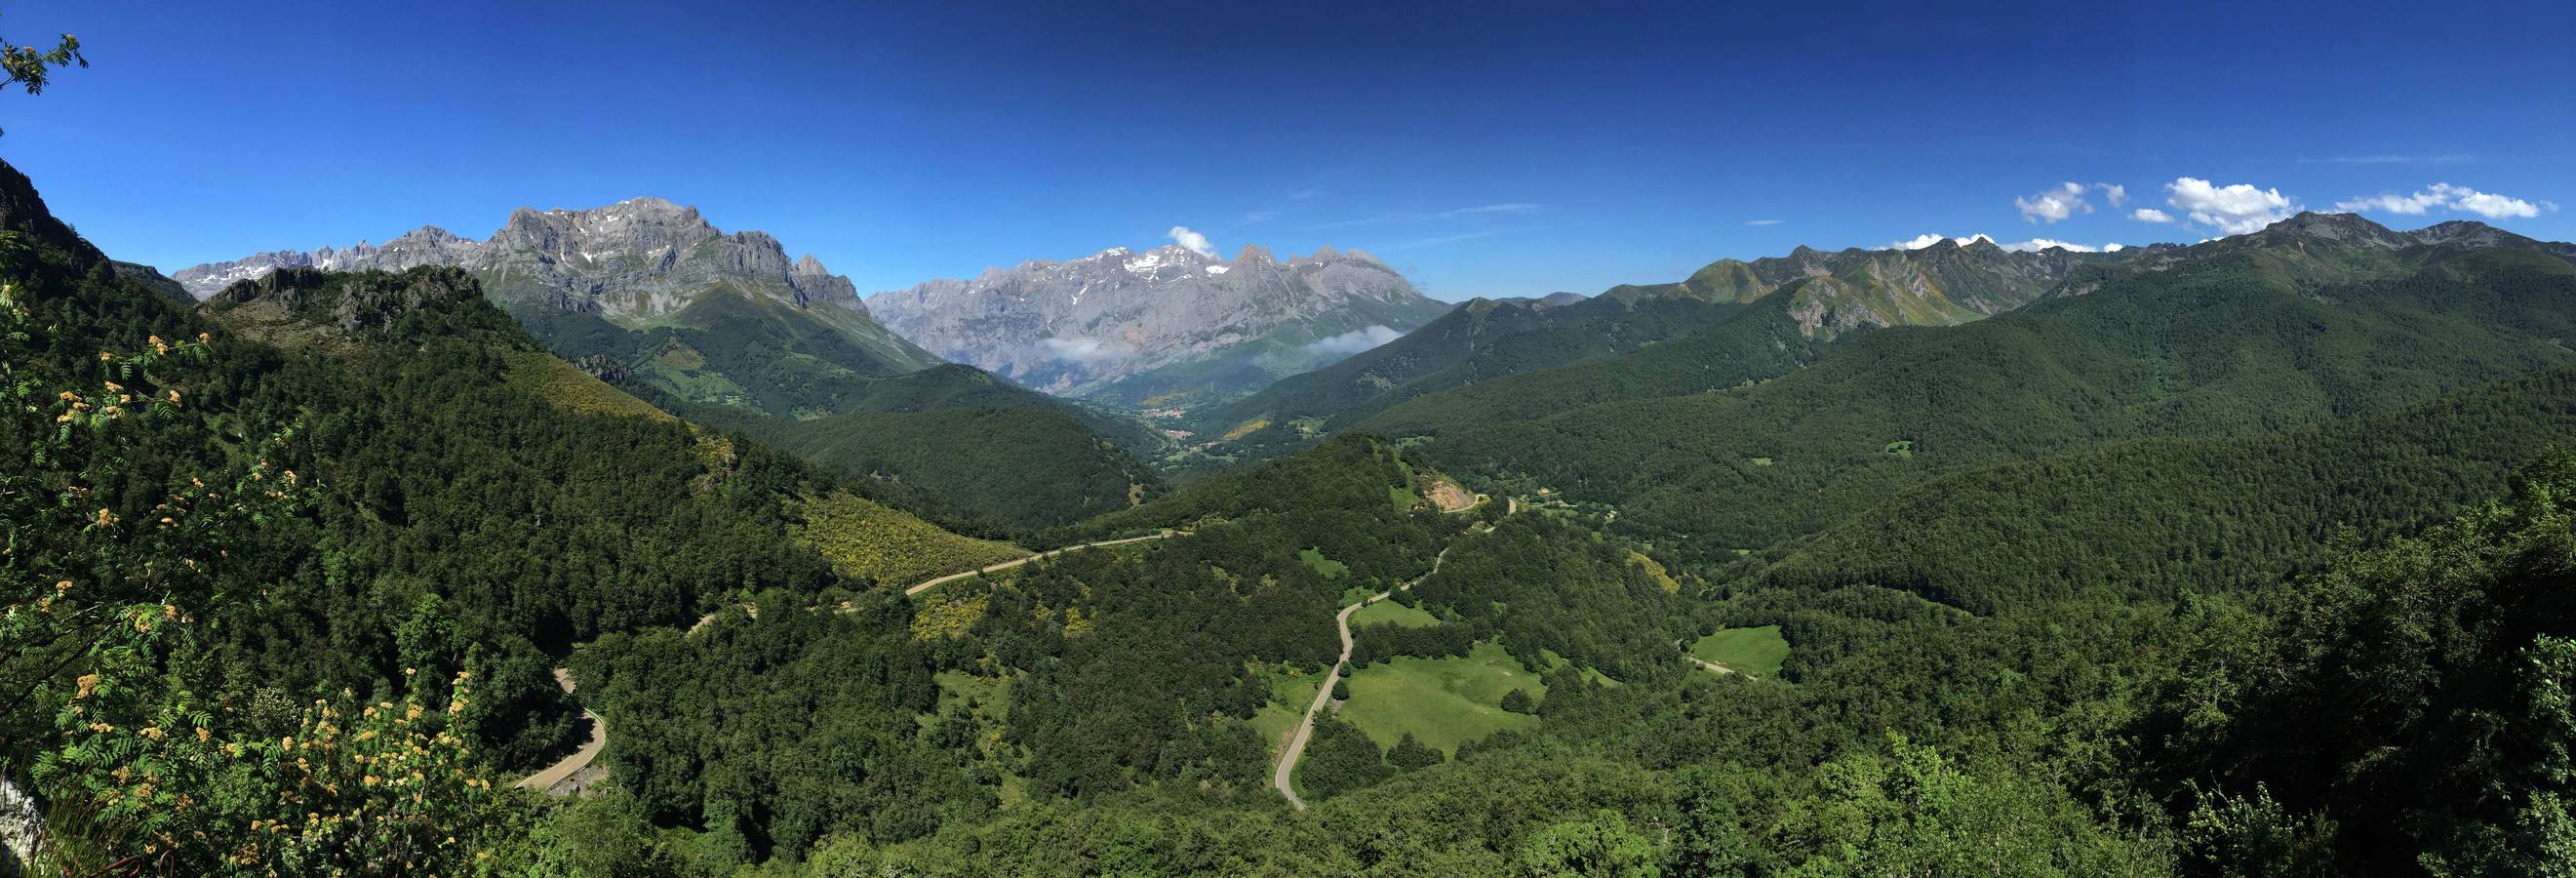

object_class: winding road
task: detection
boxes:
[514,668,605,792]
[1270,538,1467,810]
[517,529,1182,793]
[1266,493,1730,808]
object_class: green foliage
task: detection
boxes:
[2178,783,2331,877]
[1347,599,1438,628]
[0,163,919,871]
[1769,366,2576,612]
[2133,451,2576,872]
[1387,732,1445,771]
[499,348,674,421]
[573,590,983,861]
[706,403,1159,534]
[1297,546,1349,579]
[1339,641,1542,755]
[33,672,522,875]
[1768,735,2169,875]
[0,20,86,138]
[1200,294,1747,454]
[1058,434,1447,575]
[30,152,2576,875]
[1394,241,2576,560]
[785,490,1025,588]
[1295,715,1389,801]
[1515,809,1659,878]
[1407,513,1693,678]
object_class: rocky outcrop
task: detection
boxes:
[178,199,870,319]
[174,198,940,378]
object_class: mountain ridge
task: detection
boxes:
[1197,225,2145,450]
[867,240,1450,405]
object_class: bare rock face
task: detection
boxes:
[867,243,1449,402]
[173,198,938,375]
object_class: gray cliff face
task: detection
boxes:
[173,198,939,374]
[866,243,1449,399]
[176,198,872,324]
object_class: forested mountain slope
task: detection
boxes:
[689,401,1160,534]
[1195,293,1743,451]
[1762,365,2576,612]
[21,144,2576,874]
[0,159,1005,872]
[1208,235,2129,457]
[177,197,943,410]
[1391,217,2576,555]
[176,200,1167,529]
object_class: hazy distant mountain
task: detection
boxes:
[867,243,1449,405]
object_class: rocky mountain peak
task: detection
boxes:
[868,239,1450,402]
[173,198,899,327]
[2264,210,2403,246]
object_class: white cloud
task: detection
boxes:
[2164,178,2300,235]
[2130,208,2174,223]
[2015,181,2092,223]
[2334,182,2546,220]
[1746,219,1786,226]
[1889,232,2116,253]
[2003,238,2101,253]
[2104,243,2125,252]
[1040,338,1132,363]
[2099,183,2129,207]
[1167,225,1216,258]
[1890,232,1990,250]
[1302,324,1406,356]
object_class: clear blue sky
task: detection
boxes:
[6,0,2571,300]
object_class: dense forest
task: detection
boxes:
[1395,240,2576,559]
[695,402,1160,535]
[13,145,2576,877]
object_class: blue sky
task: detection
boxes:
[5,0,2571,301]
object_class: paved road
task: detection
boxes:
[524,530,1181,793]
[904,531,1175,597]
[1271,541,1459,810]
[515,668,605,792]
